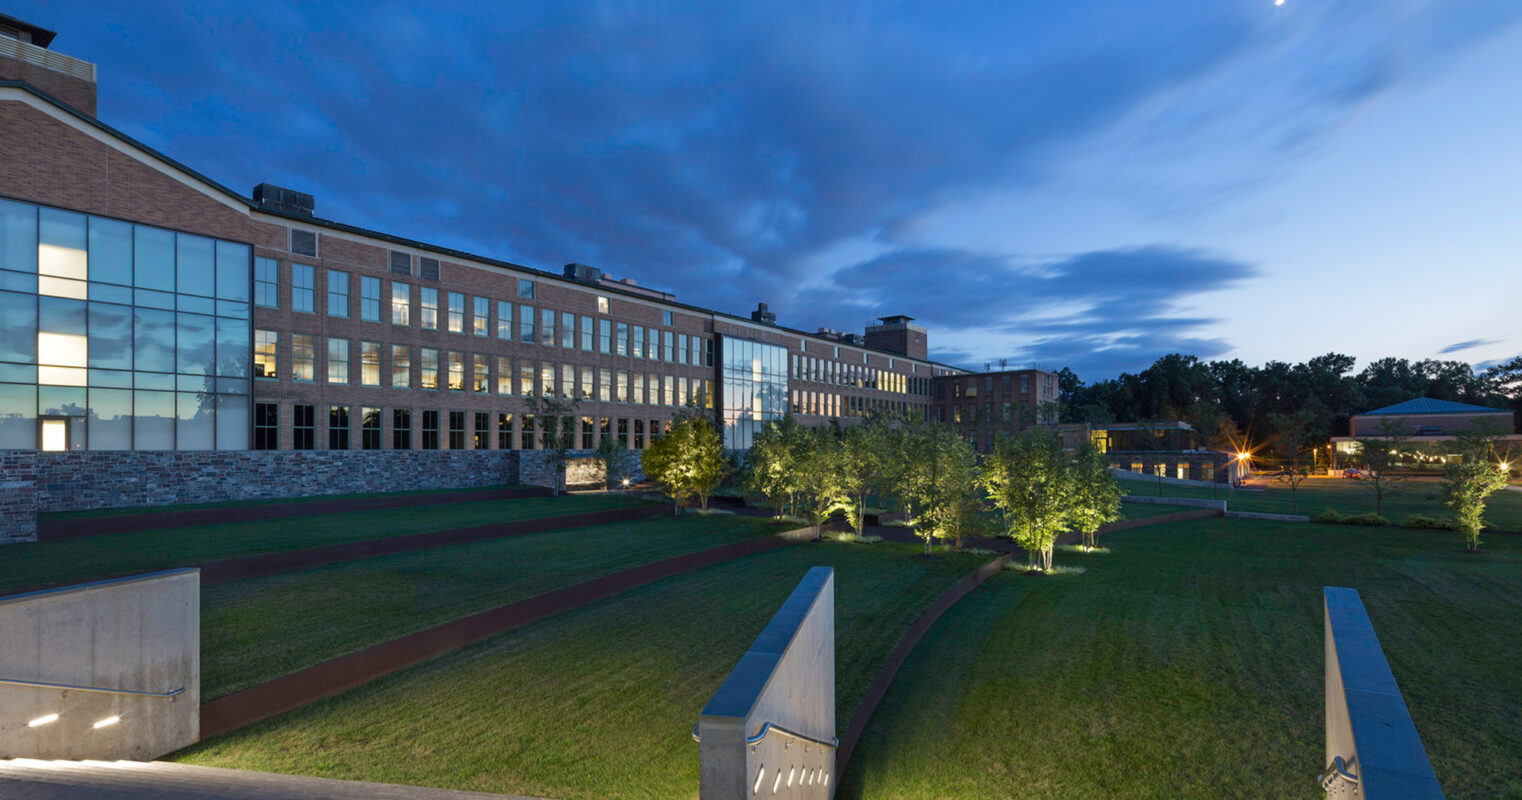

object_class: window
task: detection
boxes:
[419,257,440,281]
[473,353,489,393]
[447,351,464,391]
[618,417,629,448]
[361,276,381,321]
[327,338,349,384]
[519,360,535,397]
[520,414,536,449]
[474,412,490,449]
[599,319,612,354]
[393,409,412,450]
[664,375,675,406]
[662,310,673,326]
[473,296,489,336]
[518,279,536,299]
[597,295,609,313]
[634,373,645,404]
[498,413,514,450]
[254,402,278,450]
[361,341,381,386]
[663,330,674,361]
[422,410,440,449]
[420,287,439,330]
[519,304,535,343]
[616,370,629,403]
[391,344,411,389]
[599,369,612,402]
[616,322,628,356]
[254,330,277,378]
[329,405,349,450]
[327,270,349,317]
[361,407,381,450]
[540,307,555,346]
[633,326,644,359]
[254,258,278,308]
[634,418,645,449]
[447,292,464,333]
[390,282,411,325]
[561,312,575,348]
[291,264,315,313]
[580,315,594,350]
[293,403,315,450]
[582,416,594,449]
[678,334,688,365]
[420,348,439,390]
[497,356,513,395]
[449,411,465,449]
[497,301,513,340]
[389,250,411,276]
[540,363,555,397]
[580,366,593,400]
[291,334,315,382]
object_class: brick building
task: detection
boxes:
[0,19,972,460]
[1331,398,1520,469]
[930,368,1061,453]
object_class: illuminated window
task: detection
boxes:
[391,282,411,325]
[420,287,439,330]
[391,344,411,389]
[254,330,277,378]
[447,350,464,391]
[326,338,349,384]
[473,296,490,336]
[447,292,464,333]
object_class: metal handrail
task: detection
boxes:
[691,721,838,750]
[0,677,184,700]
[1319,756,1359,791]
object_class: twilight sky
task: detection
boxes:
[27,1,1522,380]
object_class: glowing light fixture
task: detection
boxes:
[93,716,121,729]
[621,477,632,488]
[28,713,59,727]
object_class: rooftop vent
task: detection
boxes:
[253,183,315,216]
[751,303,776,325]
[564,263,603,284]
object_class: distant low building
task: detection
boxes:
[1055,420,1245,484]
[1331,398,1519,469]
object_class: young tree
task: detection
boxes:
[594,432,634,490]
[642,415,727,515]
[744,415,809,518]
[795,425,845,540]
[523,393,581,495]
[1069,441,1122,550]
[836,420,892,534]
[889,419,980,556]
[1354,417,1410,517]
[1443,429,1510,553]
[984,428,1076,572]
[1268,409,1317,513]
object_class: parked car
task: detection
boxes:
[1342,468,1365,479]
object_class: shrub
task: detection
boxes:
[1057,544,1111,555]
[956,547,1001,556]
[1342,512,1390,526]
[831,532,884,544]
[682,507,735,516]
[1314,509,1345,524]
[1404,514,1460,531]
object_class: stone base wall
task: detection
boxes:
[0,450,523,522]
[1,451,39,543]
[517,450,647,490]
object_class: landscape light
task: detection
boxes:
[93,716,121,729]
[28,713,59,727]
[621,477,632,487]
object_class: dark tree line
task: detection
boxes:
[1056,353,1520,458]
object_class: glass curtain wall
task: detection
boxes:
[718,336,788,450]
[0,197,252,450]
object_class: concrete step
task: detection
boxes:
[0,759,550,800]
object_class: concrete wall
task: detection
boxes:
[1120,495,1228,511]
[1323,587,1443,798]
[699,566,835,799]
[0,569,199,760]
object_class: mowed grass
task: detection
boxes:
[202,514,787,699]
[840,518,1522,800]
[40,484,524,520]
[0,494,648,594]
[1117,473,1522,529]
[1118,501,1196,520]
[174,541,990,799]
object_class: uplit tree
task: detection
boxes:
[889,418,980,556]
[795,425,846,540]
[523,393,581,495]
[594,432,634,490]
[1069,441,1122,550]
[744,415,810,518]
[642,415,727,515]
[984,428,1076,572]
[836,419,893,534]
[1443,429,1510,553]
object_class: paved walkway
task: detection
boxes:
[0,759,548,799]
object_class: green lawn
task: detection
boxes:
[201,514,786,699]
[0,494,648,594]
[1117,474,1522,529]
[173,541,990,799]
[840,518,1522,799]
[39,484,527,520]
[1118,501,1195,520]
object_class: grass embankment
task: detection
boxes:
[39,484,525,521]
[174,542,989,799]
[0,494,648,594]
[1118,474,1522,529]
[201,514,786,699]
[841,518,1522,800]
[1117,501,1197,520]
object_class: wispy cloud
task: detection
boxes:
[1438,338,1501,355]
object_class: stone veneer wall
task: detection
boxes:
[518,450,647,490]
[1,451,38,543]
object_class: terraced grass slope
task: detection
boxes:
[175,542,989,800]
[840,518,1522,800]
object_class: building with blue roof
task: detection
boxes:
[1331,398,1517,471]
